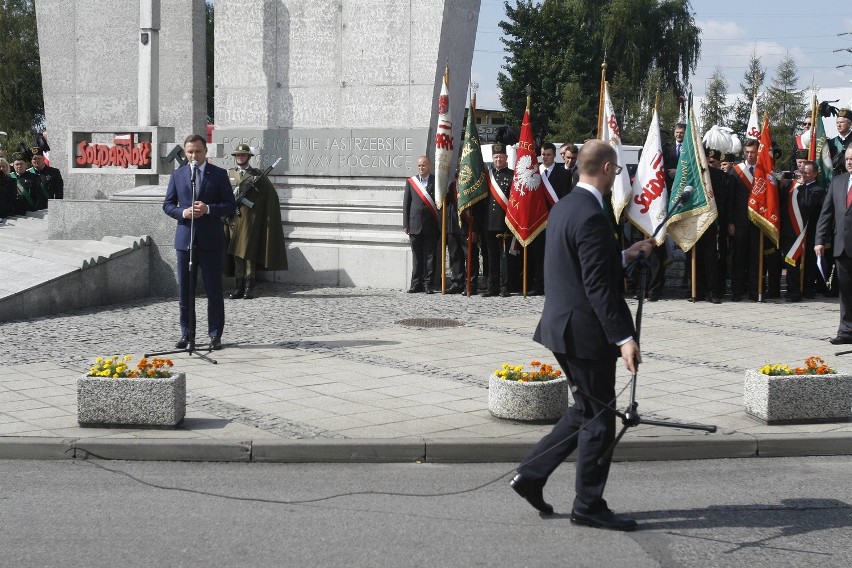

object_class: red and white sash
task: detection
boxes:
[734,163,754,190]
[539,164,559,206]
[784,181,807,266]
[488,169,510,212]
[408,176,439,224]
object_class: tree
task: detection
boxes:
[764,52,806,169]
[498,0,701,143]
[730,51,765,138]
[0,0,44,142]
[700,66,729,130]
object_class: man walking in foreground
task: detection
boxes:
[509,140,653,531]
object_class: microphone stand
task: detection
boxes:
[570,187,716,466]
[146,162,217,364]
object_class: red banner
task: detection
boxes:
[748,116,780,247]
[505,109,548,246]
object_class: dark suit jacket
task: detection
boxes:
[662,141,681,188]
[163,162,236,251]
[815,172,852,256]
[534,187,636,359]
[402,174,438,236]
[545,164,572,200]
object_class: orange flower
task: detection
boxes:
[530,360,541,367]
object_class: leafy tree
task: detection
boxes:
[498,0,701,142]
[700,66,729,130]
[730,51,766,138]
[0,0,44,138]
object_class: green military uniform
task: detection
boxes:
[223,144,288,299]
[9,152,47,215]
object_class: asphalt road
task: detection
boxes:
[2,457,851,568]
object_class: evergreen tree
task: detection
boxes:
[700,66,729,130]
[498,0,701,142]
[0,0,43,137]
[730,52,766,138]
[764,52,806,169]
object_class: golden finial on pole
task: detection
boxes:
[525,84,532,111]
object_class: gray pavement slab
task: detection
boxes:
[1,282,851,462]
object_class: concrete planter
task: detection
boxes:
[743,369,852,424]
[77,373,186,428]
[488,374,572,423]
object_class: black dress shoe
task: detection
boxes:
[570,509,638,531]
[175,336,195,349]
[731,294,742,302]
[425,287,435,294]
[706,294,721,304]
[829,336,852,345]
[499,288,511,297]
[481,289,498,297]
[509,474,553,515]
[407,285,424,293]
[210,337,223,350]
[786,295,802,303]
[446,284,464,294]
[647,293,659,302]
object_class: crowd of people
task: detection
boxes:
[403,108,852,310]
[0,138,63,223]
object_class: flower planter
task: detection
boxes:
[488,374,572,422]
[77,373,186,428]
[743,369,852,424]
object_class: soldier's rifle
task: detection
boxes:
[228,157,281,221]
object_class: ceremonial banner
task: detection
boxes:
[456,93,488,222]
[627,107,668,245]
[600,81,632,221]
[746,95,760,140]
[433,67,453,209]
[808,96,834,187]
[665,98,718,252]
[505,109,548,246]
[748,115,780,247]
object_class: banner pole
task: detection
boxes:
[523,244,528,297]
[758,236,764,302]
[691,250,697,302]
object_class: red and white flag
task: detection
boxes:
[746,95,760,140]
[627,107,668,245]
[505,109,548,247]
[600,82,632,221]
[433,68,453,209]
[748,115,780,247]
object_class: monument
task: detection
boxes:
[37,0,480,293]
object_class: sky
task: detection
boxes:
[471,0,852,117]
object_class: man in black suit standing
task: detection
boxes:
[402,156,439,294]
[815,147,852,344]
[28,147,63,201]
[509,140,653,531]
[559,143,580,191]
[163,134,236,351]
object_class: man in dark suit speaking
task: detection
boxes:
[163,134,236,351]
[509,140,653,531]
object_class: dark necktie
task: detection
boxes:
[749,166,754,177]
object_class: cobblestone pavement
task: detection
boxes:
[2,282,851,443]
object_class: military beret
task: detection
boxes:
[11,152,26,162]
[795,148,809,159]
[30,147,44,156]
[838,108,851,120]
[231,143,254,156]
[491,142,507,155]
[704,147,722,161]
[722,153,737,163]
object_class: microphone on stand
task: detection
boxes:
[190,160,198,182]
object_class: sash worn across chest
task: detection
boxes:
[734,164,753,190]
[539,164,558,205]
[408,176,439,224]
[784,181,807,265]
[488,170,509,212]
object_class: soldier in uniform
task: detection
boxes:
[830,108,852,176]
[223,144,288,300]
[28,147,63,201]
[481,142,514,297]
[10,152,46,215]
